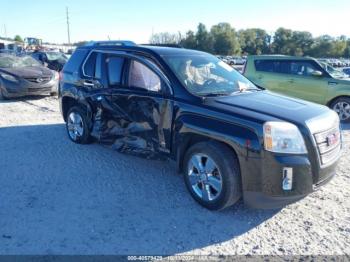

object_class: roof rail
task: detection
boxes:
[84,40,136,47]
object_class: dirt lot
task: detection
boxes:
[0,96,349,255]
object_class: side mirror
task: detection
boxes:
[311,70,323,77]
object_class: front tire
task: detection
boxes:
[183,141,242,210]
[0,87,8,100]
[330,97,350,123]
[66,106,91,144]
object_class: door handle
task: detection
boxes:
[83,80,95,87]
[287,79,295,83]
[258,75,263,79]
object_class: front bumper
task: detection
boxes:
[1,78,58,98]
[242,152,339,209]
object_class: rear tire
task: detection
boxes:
[66,106,91,144]
[330,97,350,123]
[183,141,242,210]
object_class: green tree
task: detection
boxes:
[180,30,197,49]
[291,31,314,56]
[271,28,293,54]
[14,35,23,42]
[344,40,350,57]
[210,23,240,55]
[330,40,347,57]
[238,28,271,55]
[195,23,213,52]
[309,35,334,57]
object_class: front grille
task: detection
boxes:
[27,87,51,93]
[24,76,52,84]
[313,126,341,166]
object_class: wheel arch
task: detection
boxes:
[176,132,242,174]
[327,95,350,107]
[61,95,93,122]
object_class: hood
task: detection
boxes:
[0,66,53,78]
[204,90,331,126]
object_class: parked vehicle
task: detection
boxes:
[244,55,350,122]
[229,56,246,66]
[59,42,341,210]
[31,50,68,71]
[342,67,350,76]
[0,54,58,99]
[24,37,43,51]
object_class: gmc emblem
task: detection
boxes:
[326,133,339,146]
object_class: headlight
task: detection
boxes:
[0,73,18,83]
[263,121,307,154]
[52,71,59,80]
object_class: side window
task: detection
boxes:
[63,49,89,73]
[278,61,291,74]
[255,60,291,74]
[83,52,98,77]
[290,61,318,76]
[106,56,125,85]
[128,60,161,92]
[255,60,276,73]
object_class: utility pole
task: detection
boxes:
[66,7,71,44]
[3,24,7,38]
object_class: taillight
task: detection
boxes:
[59,72,63,81]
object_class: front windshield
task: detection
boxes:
[320,62,348,78]
[46,52,67,61]
[163,54,258,96]
[0,55,41,68]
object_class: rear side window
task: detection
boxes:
[63,49,89,73]
[255,60,275,72]
[106,56,125,85]
[83,52,98,77]
[255,60,291,74]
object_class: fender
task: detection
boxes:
[173,112,263,189]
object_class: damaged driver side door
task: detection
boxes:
[99,53,174,159]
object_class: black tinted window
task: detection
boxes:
[63,49,88,73]
[255,60,291,74]
[84,52,97,77]
[107,56,125,85]
[255,60,275,72]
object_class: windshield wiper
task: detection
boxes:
[197,92,231,97]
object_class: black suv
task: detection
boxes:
[59,41,342,210]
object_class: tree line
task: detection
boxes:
[150,23,350,58]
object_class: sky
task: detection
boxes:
[0,0,349,44]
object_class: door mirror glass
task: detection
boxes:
[311,70,323,77]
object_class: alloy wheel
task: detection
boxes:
[187,153,223,202]
[67,112,84,141]
[333,101,350,121]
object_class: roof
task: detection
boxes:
[247,54,317,61]
[78,42,206,57]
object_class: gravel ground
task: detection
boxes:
[0,96,349,256]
